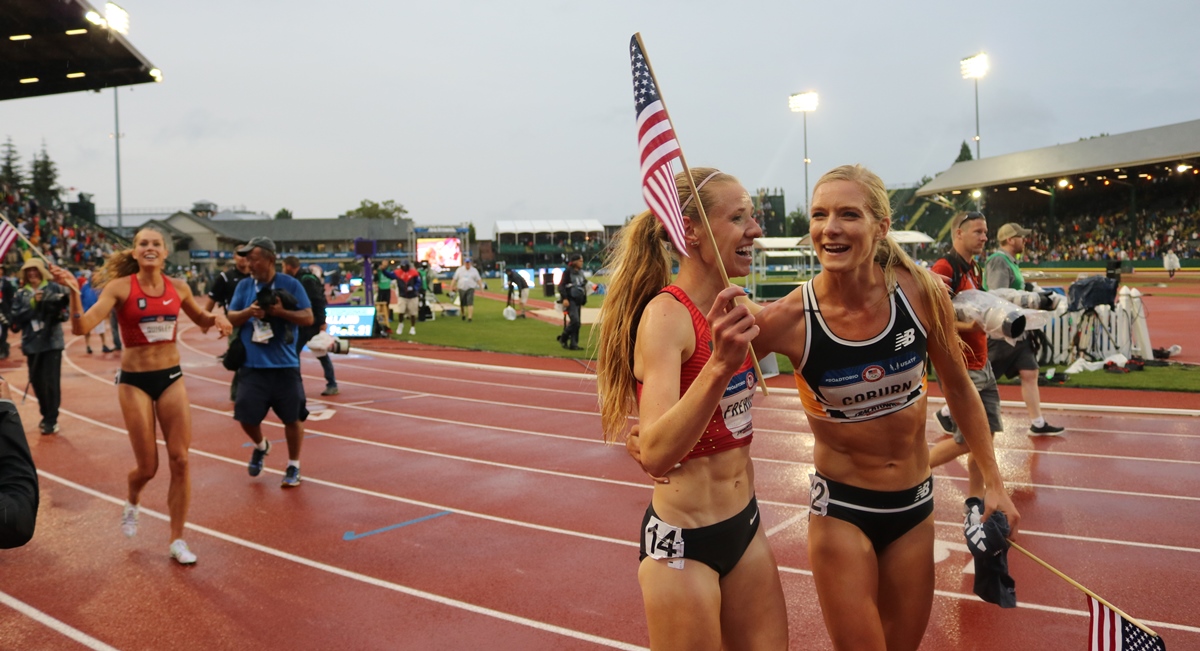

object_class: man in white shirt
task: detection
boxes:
[450,259,483,322]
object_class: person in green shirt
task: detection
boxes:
[983,223,1065,436]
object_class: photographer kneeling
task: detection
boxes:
[10,259,69,435]
[226,238,314,488]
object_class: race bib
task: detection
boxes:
[643,515,684,561]
[138,316,177,343]
[809,473,830,516]
[719,367,757,438]
[251,318,274,343]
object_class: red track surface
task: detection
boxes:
[1,323,1198,650]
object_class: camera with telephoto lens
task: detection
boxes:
[40,292,71,324]
[256,287,299,311]
[330,338,350,354]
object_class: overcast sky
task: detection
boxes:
[3,0,1199,238]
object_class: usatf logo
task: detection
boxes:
[745,370,757,391]
[137,297,147,310]
[861,365,884,382]
[895,328,916,351]
[914,480,931,502]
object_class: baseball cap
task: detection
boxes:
[236,236,277,256]
[996,223,1031,242]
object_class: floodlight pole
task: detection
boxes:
[973,78,981,159]
[803,111,810,217]
[114,88,123,229]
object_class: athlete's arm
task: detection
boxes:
[51,266,122,336]
[923,280,1020,533]
[175,278,232,336]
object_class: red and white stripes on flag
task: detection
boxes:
[1088,596,1166,651]
[630,36,688,257]
[0,220,19,259]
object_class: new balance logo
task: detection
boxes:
[967,524,988,552]
[895,328,916,350]
[914,481,931,502]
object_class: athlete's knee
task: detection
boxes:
[168,448,189,473]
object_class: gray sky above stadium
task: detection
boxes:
[3,0,1199,239]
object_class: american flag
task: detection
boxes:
[0,219,19,259]
[1088,596,1166,651]
[629,35,688,257]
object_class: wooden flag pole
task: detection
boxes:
[634,33,768,396]
[0,212,54,268]
[1008,540,1160,638]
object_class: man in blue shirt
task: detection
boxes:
[227,237,314,487]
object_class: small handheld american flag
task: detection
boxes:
[0,219,18,260]
[1088,595,1166,651]
[629,35,688,257]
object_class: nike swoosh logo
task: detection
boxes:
[749,510,758,526]
[163,299,174,305]
[169,372,182,379]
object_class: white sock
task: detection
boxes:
[940,406,952,417]
[1032,417,1046,427]
[255,439,269,451]
[288,460,300,470]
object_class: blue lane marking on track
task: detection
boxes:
[240,434,322,447]
[343,511,452,541]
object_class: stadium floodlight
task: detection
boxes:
[960,52,988,159]
[1178,164,1193,173]
[971,190,982,199]
[1057,179,1069,188]
[19,78,38,84]
[149,68,163,82]
[65,28,88,35]
[105,3,129,35]
[789,91,819,216]
[85,11,105,26]
[9,35,32,41]
[67,72,86,79]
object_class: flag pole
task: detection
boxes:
[634,33,768,396]
[0,212,54,267]
[1008,540,1160,638]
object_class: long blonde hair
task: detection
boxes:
[595,167,736,442]
[92,227,170,288]
[812,164,955,355]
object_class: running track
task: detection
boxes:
[1,325,1198,650]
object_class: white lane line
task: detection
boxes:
[335,361,598,397]
[0,589,122,651]
[766,512,806,537]
[34,471,648,651]
[58,347,1200,551]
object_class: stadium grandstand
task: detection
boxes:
[494,219,608,269]
[1,0,162,101]
[2,0,165,269]
[893,119,1200,267]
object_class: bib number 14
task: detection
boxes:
[643,516,684,560]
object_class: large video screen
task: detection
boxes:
[417,237,462,268]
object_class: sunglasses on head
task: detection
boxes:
[961,212,985,222]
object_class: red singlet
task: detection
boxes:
[636,285,757,462]
[118,274,181,347]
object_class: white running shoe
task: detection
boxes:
[409,326,416,335]
[121,502,139,538]
[169,539,197,565]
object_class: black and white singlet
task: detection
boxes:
[794,280,928,423]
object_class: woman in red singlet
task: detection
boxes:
[52,228,231,565]
[596,168,788,650]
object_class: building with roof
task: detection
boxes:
[140,209,414,270]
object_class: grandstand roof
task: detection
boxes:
[494,219,606,234]
[165,213,412,244]
[916,119,1200,197]
[2,0,160,101]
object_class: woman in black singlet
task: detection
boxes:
[597,168,787,650]
[53,228,231,565]
[755,165,1021,651]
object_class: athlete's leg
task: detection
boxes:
[808,515,886,651]
[638,557,723,651]
[877,515,936,651]
[717,527,789,651]
[154,379,192,542]
[1018,368,1042,421]
[118,383,159,506]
